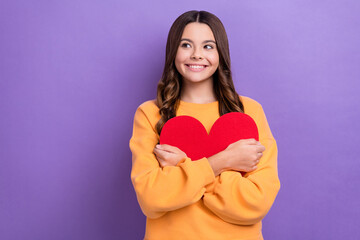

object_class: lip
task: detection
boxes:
[185,64,208,72]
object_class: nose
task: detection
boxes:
[190,47,203,60]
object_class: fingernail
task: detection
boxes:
[156,144,161,149]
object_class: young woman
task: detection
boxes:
[129,10,280,240]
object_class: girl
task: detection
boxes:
[129,10,280,240]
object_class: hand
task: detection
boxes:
[223,138,265,172]
[153,144,187,168]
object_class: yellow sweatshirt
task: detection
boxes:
[129,95,280,240]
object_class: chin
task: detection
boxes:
[183,78,212,83]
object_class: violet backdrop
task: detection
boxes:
[1,0,359,239]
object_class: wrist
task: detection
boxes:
[208,150,229,176]
[219,149,231,172]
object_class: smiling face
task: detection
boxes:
[175,22,219,85]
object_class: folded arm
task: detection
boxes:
[129,105,216,219]
[202,103,281,225]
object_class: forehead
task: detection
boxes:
[181,22,215,40]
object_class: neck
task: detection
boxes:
[180,78,217,104]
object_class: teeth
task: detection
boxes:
[188,65,205,69]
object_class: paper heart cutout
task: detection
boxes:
[159,112,259,161]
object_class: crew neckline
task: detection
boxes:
[179,99,219,107]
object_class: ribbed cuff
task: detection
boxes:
[176,157,216,186]
[175,156,188,167]
[193,157,216,186]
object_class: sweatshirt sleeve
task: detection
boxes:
[202,102,280,225]
[129,103,216,219]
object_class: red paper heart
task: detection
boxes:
[159,112,259,161]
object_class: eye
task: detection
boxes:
[181,43,191,48]
[204,45,214,49]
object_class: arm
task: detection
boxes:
[129,104,216,219]
[202,103,281,225]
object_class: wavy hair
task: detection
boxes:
[155,10,244,136]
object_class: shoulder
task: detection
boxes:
[133,99,160,127]
[239,95,274,140]
[137,99,159,113]
[239,95,263,115]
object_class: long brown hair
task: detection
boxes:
[155,10,244,136]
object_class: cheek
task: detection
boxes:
[209,54,219,68]
[174,56,181,73]
[205,49,219,66]
[174,51,182,64]
[175,50,189,71]
[175,49,188,62]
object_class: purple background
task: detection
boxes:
[1,1,359,239]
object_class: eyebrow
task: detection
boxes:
[180,38,216,44]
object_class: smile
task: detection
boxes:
[185,64,208,72]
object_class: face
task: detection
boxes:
[175,22,219,85]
